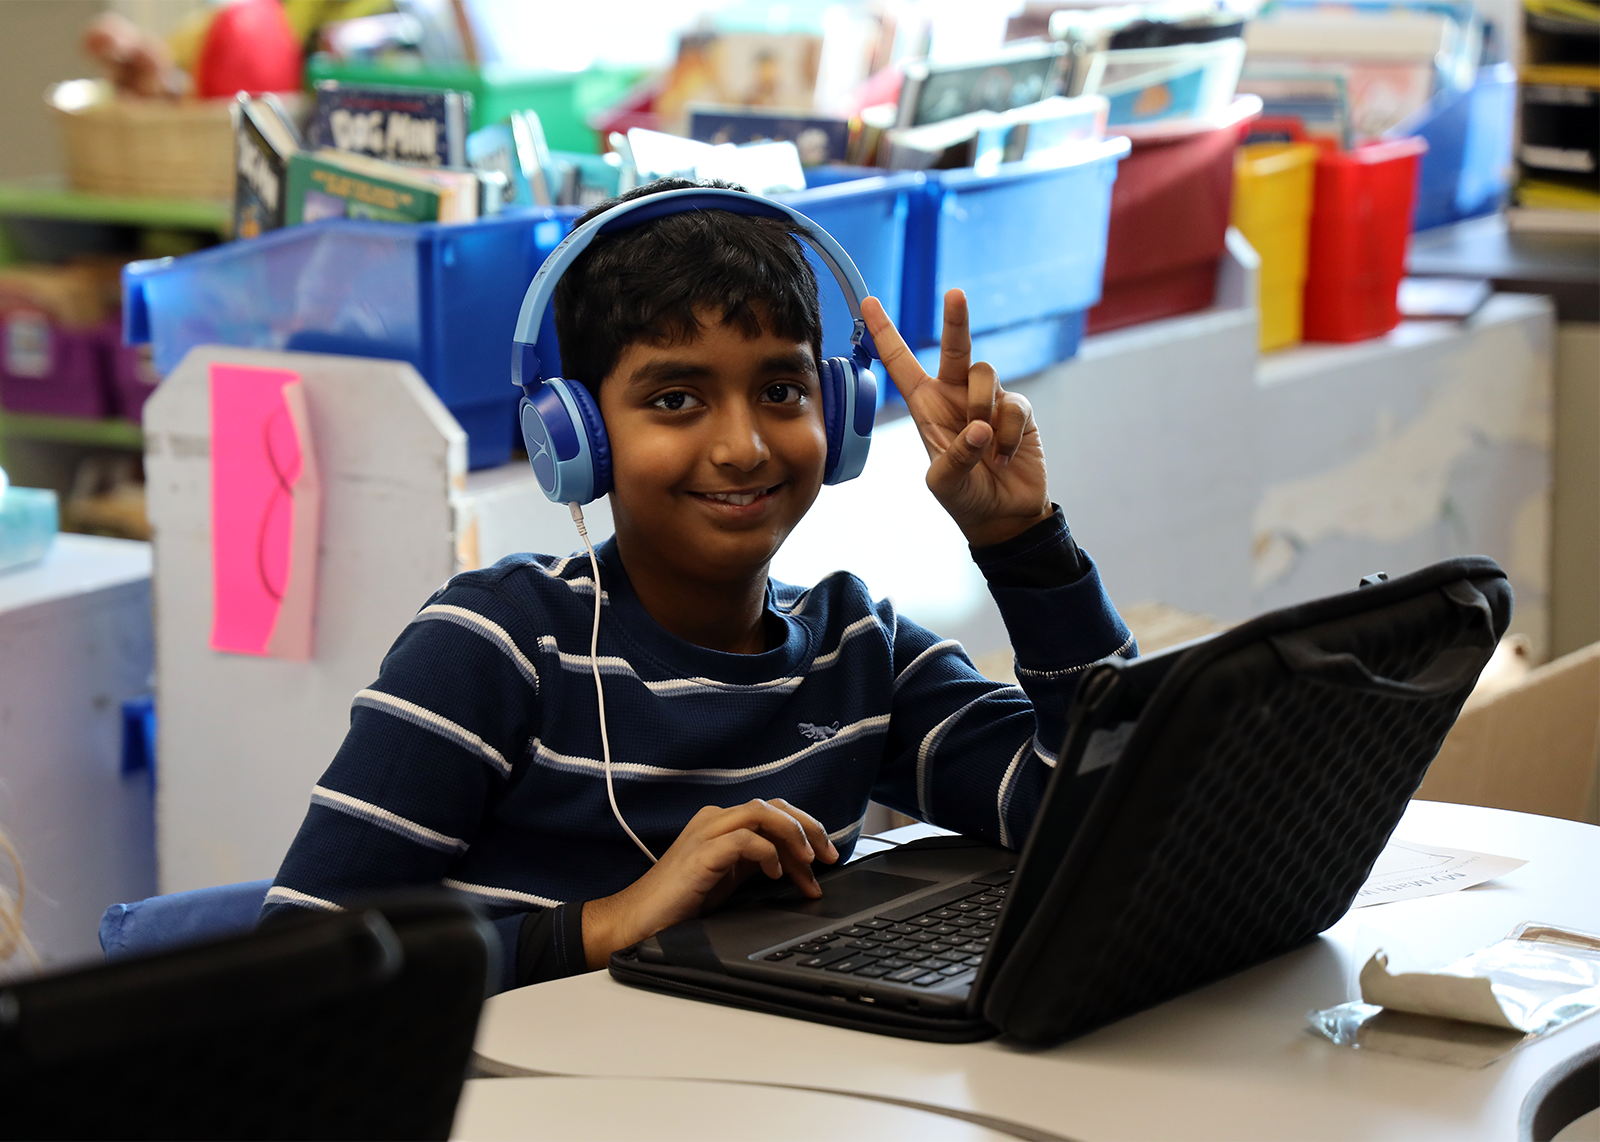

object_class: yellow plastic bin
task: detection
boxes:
[1232,142,1318,352]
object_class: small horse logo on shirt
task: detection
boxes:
[798,721,841,742]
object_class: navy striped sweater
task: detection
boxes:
[263,509,1134,991]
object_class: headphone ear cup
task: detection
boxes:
[519,378,609,504]
[519,396,559,496]
[822,356,874,485]
[818,356,847,482]
[565,380,612,498]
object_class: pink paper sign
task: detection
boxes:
[210,362,321,658]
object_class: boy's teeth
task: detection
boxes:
[705,491,760,506]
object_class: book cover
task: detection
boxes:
[233,95,301,240]
[465,122,525,205]
[899,42,1068,128]
[688,106,850,166]
[508,110,554,206]
[466,115,550,208]
[310,80,472,167]
[285,150,443,224]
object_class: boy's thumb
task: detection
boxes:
[934,421,990,488]
[957,420,991,461]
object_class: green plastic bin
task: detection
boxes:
[304,56,647,153]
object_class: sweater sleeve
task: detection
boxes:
[870,508,1134,849]
[259,573,578,991]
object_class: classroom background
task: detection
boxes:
[0,0,1596,1051]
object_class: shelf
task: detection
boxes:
[0,177,230,234]
[0,411,142,449]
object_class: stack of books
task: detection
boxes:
[233,82,503,238]
[1512,0,1600,231]
[1237,0,1484,147]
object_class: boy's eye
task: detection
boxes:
[651,391,702,412]
[763,383,804,405]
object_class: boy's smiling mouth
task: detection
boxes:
[690,483,782,509]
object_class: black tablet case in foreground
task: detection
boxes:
[612,556,1512,1046]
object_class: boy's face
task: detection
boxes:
[598,309,827,587]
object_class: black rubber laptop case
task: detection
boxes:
[611,555,1511,1046]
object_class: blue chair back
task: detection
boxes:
[99,879,272,961]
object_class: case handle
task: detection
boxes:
[1268,581,1496,701]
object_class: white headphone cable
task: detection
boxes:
[569,502,658,864]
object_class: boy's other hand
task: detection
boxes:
[580,798,838,970]
[864,290,1053,548]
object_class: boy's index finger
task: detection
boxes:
[937,288,972,386]
[861,296,927,403]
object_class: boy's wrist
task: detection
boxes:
[960,504,1055,549]
[580,895,634,970]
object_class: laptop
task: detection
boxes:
[611,556,1511,1044]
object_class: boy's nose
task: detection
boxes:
[707,408,769,471]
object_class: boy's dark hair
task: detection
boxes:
[552,177,823,390]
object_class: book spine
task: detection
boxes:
[447,92,469,168]
[234,107,289,238]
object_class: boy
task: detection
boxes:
[263,178,1134,992]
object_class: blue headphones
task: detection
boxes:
[511,187,880,505]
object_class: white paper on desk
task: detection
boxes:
[1351,840,1526,907]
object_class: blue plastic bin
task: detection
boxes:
[777,170,922,372]
[1391,63,1517,232]
[125,207,582,470]
[126,173,921,468]
[900,138,1130,381]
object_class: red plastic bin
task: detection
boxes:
[0,307,109,418]
[1302,137,1427,343]
[1087,97,1259,335]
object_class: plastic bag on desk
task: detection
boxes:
[1309,922,1600,1068]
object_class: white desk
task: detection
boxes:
[0,533,154,967]
[467,801,1600,1141]
[452,1076,1021,1141]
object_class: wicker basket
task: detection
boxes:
[48,79,234,201]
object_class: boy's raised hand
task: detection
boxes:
[863,290,1053,548]
[580,798,838,969]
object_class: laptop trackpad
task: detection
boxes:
[759,869,936,921]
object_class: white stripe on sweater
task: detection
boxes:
[528,713,892,785]
[528,553,608,599]
[811,614,887,670]
[996,740,1028,849]
[352,689,511,776]
[914,686,1025,818]
[536,612,884,697]
[416,604,539,692]
[442,878,563,909]
[538,636,806,697]
[1033,736,1059,767]
[893,638,961,692]
[828,814,867,844]
[265,885,342,912]
[311,785,469,855]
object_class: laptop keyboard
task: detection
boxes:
[759,867,1014,989]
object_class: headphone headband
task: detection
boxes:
[511,187,878,389]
